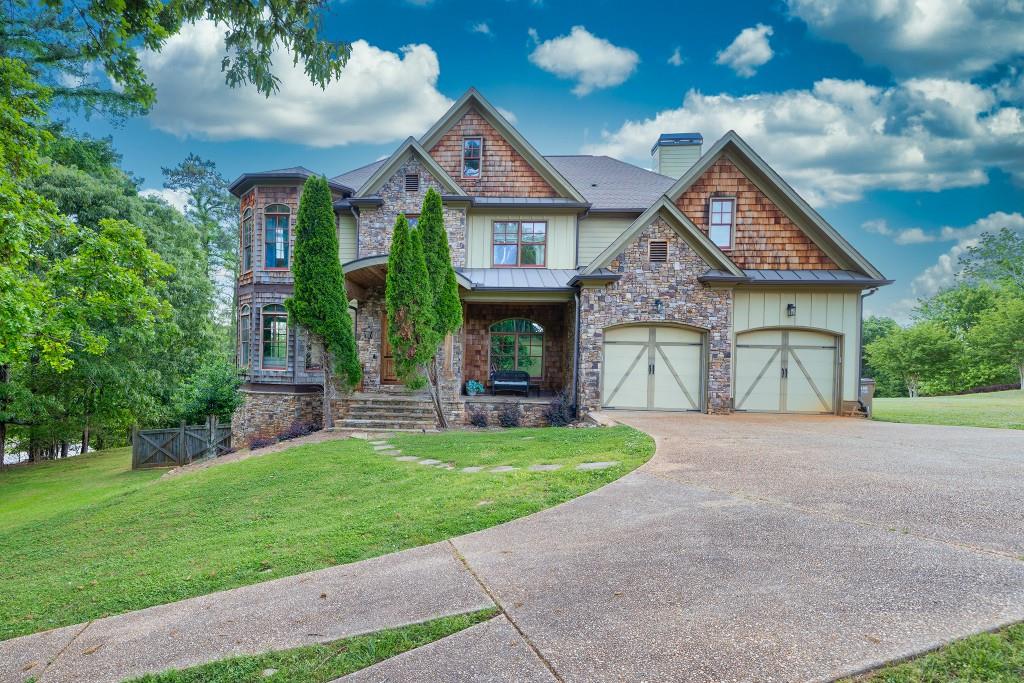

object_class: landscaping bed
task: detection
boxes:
[0,426,653,640]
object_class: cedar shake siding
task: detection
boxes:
[675,157,836,270]
[429,108,560,198]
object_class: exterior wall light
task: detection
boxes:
[786,303,797,317]
[654,299,664,314]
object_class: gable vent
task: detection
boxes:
[649,240,668,262]
[404,173,420,192]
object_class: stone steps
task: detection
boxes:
[337,418,437,431]
[335,391,439,431]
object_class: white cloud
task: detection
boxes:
[787,0,1024,77]
[862,219,935,245]
[528,26,639,96]
[138,20,453,147]
[715,24,774,78]
[140,187,190,213]
[583,78,1024,205]
[470,22,492,37]
[668,47,684,67]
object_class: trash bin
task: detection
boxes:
[859,378,877,417]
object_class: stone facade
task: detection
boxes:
[231,390,323,446]
[354,289,386,391]
[357,157,468,266]
[429,108,559,198]
[462,399,550,427]
[675,157,836,270]
[577,216,733,414]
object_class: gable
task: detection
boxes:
[676,156,836,270]
[429,107,560,198]
[610,216,721,280]
[356,137,464,196]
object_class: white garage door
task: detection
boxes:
[602,326,704,411]
[735,329,838,413]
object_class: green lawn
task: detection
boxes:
[0,426,652,641]
[872,390,1024,430]
[128,609,498,683]
[846,622,1024,682]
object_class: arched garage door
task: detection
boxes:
[735,329,838,413]
[602,325,705,411]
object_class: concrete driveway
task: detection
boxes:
[6,415,1023,682]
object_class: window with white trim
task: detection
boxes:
[709,197,735,249]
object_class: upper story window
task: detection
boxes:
[489,319,544,378]
[264,204,291,268]
[261,304,288,370]
[239,305,251,368]
[241,209,254,272]
[709,197,735,249]
[649,240,668,262]
[462,137,482,178]
[404,173,420,192]
[493,221,546,267]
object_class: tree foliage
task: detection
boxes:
[172,357,244,424]
[959,228,1024,293]
[419,188,462,336]
[968,294,1024,387]
[385,215,439,386]
[866,322,961,398]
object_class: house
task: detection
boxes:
[228,88,890,439]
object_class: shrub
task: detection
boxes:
[247,435,274,450]
[173,357,244,424]
[467,406,489,428]
[466,379,484,396]
[543,392,576,427]
[497,402,522,428]
[279,420,318,441]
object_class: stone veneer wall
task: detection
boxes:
[462,400,549,427]
[675,157,836,270]
[429,108,559,198]
[354,289,385,391]
[356,157,467,266]
[577,217,733,414]
[231,390,323,445]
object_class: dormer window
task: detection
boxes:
[709,197,735,249]
[462,137,482,178]
[404,173,420,192]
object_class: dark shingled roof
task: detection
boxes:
[332,160,386,191]
[228,166,353,195]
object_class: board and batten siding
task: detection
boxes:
[577,216,632,266]
[337,213,357,263]
[465,211,576,269]
[654,146,701,178]
[733,289,861,402]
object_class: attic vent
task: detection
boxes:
[404,173,420,192]
[649,240,668,262]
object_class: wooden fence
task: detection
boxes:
[132,416,231,469]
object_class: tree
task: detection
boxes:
[419,189,462,337]
[968,293,1024,388]
[959,228,1024,293]
[860,315,902,397]
[914,282,1001,338]
[385,215,440,388]
[172,358,244,424]
[865,322,962,398]
[286,176,360,430]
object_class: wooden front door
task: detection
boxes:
[380,313,399,384]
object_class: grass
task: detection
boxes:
[0,426,652,641]
[127,608,499,682]
[846,622,1024,682]
[872,390,1024,430]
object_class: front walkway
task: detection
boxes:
[4,415,1023,682]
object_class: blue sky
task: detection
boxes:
[68,0,1024,320]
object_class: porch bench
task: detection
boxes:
[490,370,532,397]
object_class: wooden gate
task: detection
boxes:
[132,416,231,469]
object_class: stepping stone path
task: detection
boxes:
[528,464,564,472]
[489,465,519,473]
[575,461,619,471]
[369,440,388,446]
[379,449,402,456]
[418,459,442,466]
[395,456,420,462]
[461,466,484,473]
[372,444,393,451]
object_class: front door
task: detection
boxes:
[380,313,399,384]
[602,325,704,411]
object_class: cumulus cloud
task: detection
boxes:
[528,26,639,96]
[138,20,453,147]
[583,78,1024,205]
[140,187,190,213]
[787,0,1024,77]
[862,219,935,245]
[668,47,684,67]
[716,24,774,77]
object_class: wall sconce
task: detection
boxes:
[786,303,797,317]
[653,299,664,315]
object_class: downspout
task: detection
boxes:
[857,287,879,414]
[349,205,360,258]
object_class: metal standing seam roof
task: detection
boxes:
[458,268,582,290]
[700,269,893,286]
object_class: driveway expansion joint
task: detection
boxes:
[445,540,565,683]
[38,620,92,679]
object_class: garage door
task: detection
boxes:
[602,326,704,411]
[735,329,837,413]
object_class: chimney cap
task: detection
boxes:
[651,133,703,155]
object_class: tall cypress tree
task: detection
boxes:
[385,214,438,387]
[419,188,462,336]
[286,176,361,429]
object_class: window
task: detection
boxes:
[649,240,668,262]
[261,304,288,370]
[709,197,735,248]
[462,137,482,178]
[304,331,323,371]
[492,221,546,267]
[489,319,544,378]
[404,213,419,229]
[239,305,251,367]
[264,204,290,268]
[241,209,253,272]
[404,173,420,192]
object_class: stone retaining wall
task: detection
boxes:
[231,390,323,446]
